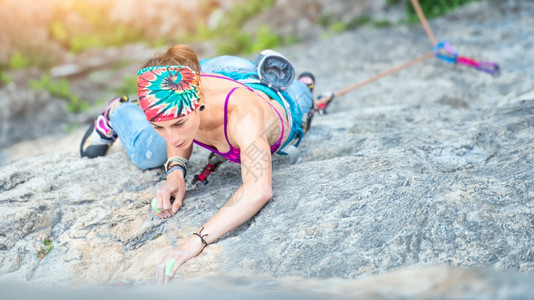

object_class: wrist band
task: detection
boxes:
[166,165,186,178]
[165,156,188,172]
[167,161,187,175]
[193,227,209,247]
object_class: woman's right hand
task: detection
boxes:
[154,170,186,218]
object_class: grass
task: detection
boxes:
[49,1,152,54]
[29,75,70,99]
[390,0,482,23]
[210,0,279,55]
[319,0,481,34]
[29,74,89,113]
[345,15,372,30]
[249,25,281,54]
[37,238,54,260]
[0,71,12,86]
[6,0,288,72]
[113,76,138,98]
[373,20,392,28]
[9,51,30,69]
[325,15,372,34]
[66,95,90,113]
[7,44,58,71]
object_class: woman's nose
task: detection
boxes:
[165,128,181,146]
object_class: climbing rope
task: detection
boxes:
[315,0,500,114]
[410,0,438,46]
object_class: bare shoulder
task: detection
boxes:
[225,88,268,145]
[227,88,265,125]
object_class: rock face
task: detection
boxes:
[1,0,533,298]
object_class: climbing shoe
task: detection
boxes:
[80,96,129,158]
[297,72,316,133]
[298,72,315,93]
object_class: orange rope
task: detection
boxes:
[315,0,439,105]
[410,0,438,46]
[334,51,434,98]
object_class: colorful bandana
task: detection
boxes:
[137,66,201,122]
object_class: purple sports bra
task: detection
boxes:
[193,74,285,164]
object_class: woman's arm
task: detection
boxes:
[154,142,193,218]
[155,102,274,283]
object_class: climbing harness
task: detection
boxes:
[314,0,500,115]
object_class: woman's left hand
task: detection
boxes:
[154,234,206,284]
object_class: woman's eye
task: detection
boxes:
[172,123,184,127]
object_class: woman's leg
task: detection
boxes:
[285,80,313,117]
[200,55,256,74]
[110,102,167,170]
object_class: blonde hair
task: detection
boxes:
[142,45,200,73]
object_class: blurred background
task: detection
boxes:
[0,0,483,164]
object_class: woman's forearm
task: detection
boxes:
[198,181,272,244]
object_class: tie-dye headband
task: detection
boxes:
[137,66,201,122]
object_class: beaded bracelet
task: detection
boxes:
[165,156,188,173]
[166,164,186,179]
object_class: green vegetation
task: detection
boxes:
[319,13,335,28]
[113,75,138,98]
[66,95,90,113]
[407,0,480,22]
[29,75,70,99]
[49,1,150,54]
[373,20,392,28]
[0,71,13,86]
[196,0,281,55]
[345,15,372,30]
[322,0,481,33]
[6,0,288,71]
[387,0,481,23]
[29,74,89,113]
[282,35,302,45]
[9,51,30,69]
[249,25,281,54]
[323,14,372,34]
[37,238,54,260]
[7,43,58,70]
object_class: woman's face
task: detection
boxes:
[150,110,200,149]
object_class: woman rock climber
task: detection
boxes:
[80,45,315,283]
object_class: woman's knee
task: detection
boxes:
[128,131,167,170]
[129,148,166,170]
[288,81,313,115]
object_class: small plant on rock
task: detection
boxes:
[37,238,53,260]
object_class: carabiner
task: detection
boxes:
[433,42,458,64]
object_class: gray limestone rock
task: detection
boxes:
[0,0,533,298]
